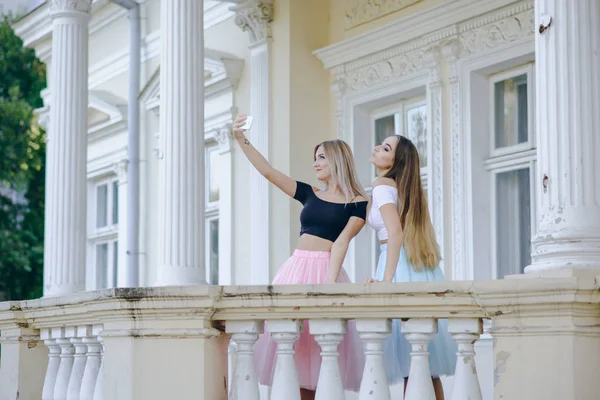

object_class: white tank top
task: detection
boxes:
[367,185,398,241]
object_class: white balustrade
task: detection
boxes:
[42,329,61,400]
[66,326,91,400]
[402,318,437,400]
[226,320,263,400]
[356,319,392,400]
[80,326,103,400]
[54,330,75,400]
[449,318,483,400]
[268,320,302,400]
[309,319,347,400]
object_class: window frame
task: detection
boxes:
[486,63,537,279]
[89,176,119,290]
[488,63,535,158]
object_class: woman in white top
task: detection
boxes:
[367,135,456,399]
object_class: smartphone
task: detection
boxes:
[241,116,254,130]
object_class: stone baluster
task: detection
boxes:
[53,329,76,400]
[309,319,347,400]
[66,326,91,400]
[80,326,103,400]
[356,319,392,400]
[93,336,104,400]
[268,320,302,400]
[402,319,437,400]
[226,320,264,400]
[42,329,62,400]
[449,319,483,400]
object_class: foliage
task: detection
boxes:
[0,14,46,300]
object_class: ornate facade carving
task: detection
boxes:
[233,0,274,44]
[458,4,535,57]
[217,124,233,154]
[345,0,423,29]
[49,0,92,14]
[327,1,535,279]
[113,159,128,183]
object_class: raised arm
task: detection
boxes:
[232,115,296,197]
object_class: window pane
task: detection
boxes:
[405,104,428,167]
[209,219,219,285]
[96,243,108,289]
[96,184,108,228]
[375,115,395,148]
[494,74,528,148]
[113,241,118,288]
[207,147,220,203]
[112,181,119,225]
[496,168,531,278]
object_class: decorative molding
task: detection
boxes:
[232,0,274,44]
[216,124,233,155]
[49,0,92,15]
[314,0,530,70]
[113,159,129,183]
[458,3,534,57]
[425,45,444,269]
[345,0,423,29]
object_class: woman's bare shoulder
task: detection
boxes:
[372,177,396,188]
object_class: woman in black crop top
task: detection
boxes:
[232,115,367,397]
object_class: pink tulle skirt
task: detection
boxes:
[253,249,365,392]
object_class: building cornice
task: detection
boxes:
[314,0,530,71]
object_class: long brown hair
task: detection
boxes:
[314,139,366,203]
[385,135,440,270]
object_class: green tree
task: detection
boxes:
[0,13,46,300]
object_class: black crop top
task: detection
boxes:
[294,181,368,242]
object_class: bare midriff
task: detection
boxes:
[380,239,388,244]
[296,233,334,252]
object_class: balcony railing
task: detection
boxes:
[1,277,599,400]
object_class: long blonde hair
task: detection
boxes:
[385,136,440,270]
[314,139,366,203]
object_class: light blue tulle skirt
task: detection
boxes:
[374,244,457,383]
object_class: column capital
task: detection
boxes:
[49,0,92,17]
[233,0,274,45]
[216,124,233,155]
[113,159,128,183]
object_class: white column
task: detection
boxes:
[234,0,274,284]
[528,0,600,273]
[79,326,103,400]
[356,319,392,400]
[448,319,483,400]
[42,331,61,400]
[44,0,92,297]
[310,319,347,400]
[226,320,263,400]
[268,320,302,400]
[53,331,75,400]
[66,326,91,400]
[114,161,130,288]
[402,319,436,400]
[217,127,234,285]
[156,0,206,285]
